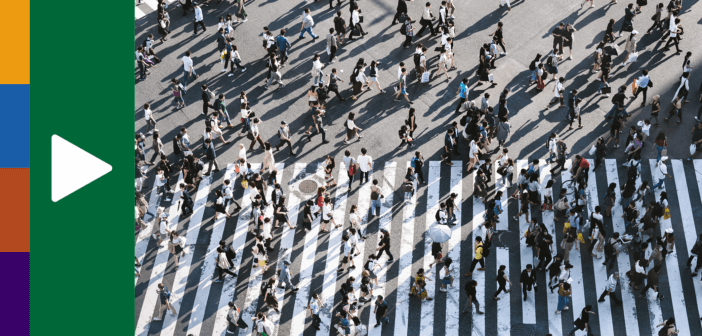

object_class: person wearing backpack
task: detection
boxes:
[401,16,415,49]
[411,151,425,184]
[465,236,485,276]
[153,283,176,320]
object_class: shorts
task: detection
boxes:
[442,277,452,285]
[401,87,407,95]
[342,256,349,263]
[323,219,330,224]
[370,77,378,82]
[368,270,378,279]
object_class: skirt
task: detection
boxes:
[346,128,357,139]
[353,82,363,95]
[549,65,558,74]
[215,204,227,213]
[174,244,184,255]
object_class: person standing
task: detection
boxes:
[311,54,325,86]
[520,264,536,301]
[299,8,319,39]
[181,50,199,87]
[357,148,373,185]
[136,46,150,81]
[551,22,565,56]
[193,4,206,35]
[152,283,176,321]
[326,28,339,63]
[373,295,390,327]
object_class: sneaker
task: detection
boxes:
[221,69,226,72]
[439,288,448,292]
[386,259,394,263]
[214,279,223,282]
[242,68,247,72]
[153,317,162,321]
[228,73,234,77]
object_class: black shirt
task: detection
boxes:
[538,240,551,257]
[303,205,312,222]
[465,283,476,298]
[552,27,564,41]
[380,235,390,249]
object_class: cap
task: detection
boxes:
[665,228,674,234]
[161,212,168,218]
[661,156,669,161]
[631,30,638,35]
[281,120,286,125]
[284,260,291,266]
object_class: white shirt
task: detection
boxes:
[144,108,153,121]
[554,81,563,98]
[469,141,479,157]
[344,241,353,257]
[343,156,354,169]
[352,10,360,25]
[182,56,194,71]
[238,147,247,163]
[159,219,170,235]
[422,7,432,21]
[357,155,372,172]
[322,203,333,221]
[194,6,203,21]
[224,184,234,199]
[347,120,356,130]
[397,65,404,80]
[312,59,323,75]
[354,324,368,336]
[641,123,651,137]
[654,162,667,180]
[309,299,321,315]
[548,138,558,153]
[156,173,166,187]
[171,236,184,248]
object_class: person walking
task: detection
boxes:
[520,264,537,301]
[348,4,368,40]
[373,295,390,327]
[493,264,512,300]
[416,2,436,37]
[299,8,319,39]
[656,318,679,335]
[376,229,395,263]
[465,236,485,276]
[193,4,206,35]
[640,264,664,300]
[391,0,411,25]
[357,148,373,185]
[566,305,596,336]
[153,283,176,321]
[275,121,296,155]
[631,69,651,106]
[181,50,199,87]
[462,280,484,314]
[555,282,572,314]
[203,139,220,176]
[598,272,623,304]
[652,156,671,189]
[308,293,323,331]
[394,68,413,104]
[402,16,415,49]
[225,302,246,334]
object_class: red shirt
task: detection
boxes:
[579,159,590,169]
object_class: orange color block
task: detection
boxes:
[0,169,29,251]
[0,2,29,84]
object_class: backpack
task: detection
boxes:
[205,116,213,128]
[460,114,468,126]
[163,286,171,299]
[529,60,536,71]
[413,53,422,67]
[546,55,553,66]
[611,93,619,105]
[400,23,407,35]
[435,209,443,223]
[627,162,639,180]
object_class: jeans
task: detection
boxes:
[547,152,556,162]
[300,27,318,38]
[404,191,413,202]
[313,71,325,86]
[652,178,665,189]
[597,81,609,94]
[501,173,513,187]
[557,295,569,311]
[139,62,147,79]
[183,69,197,87]
[371,199,381,215]
[656,145,664,161]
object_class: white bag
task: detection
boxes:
[628,52,638,63]
[488,74,494,82]
[691,144,697,156]
[160,20,167,29]
[589,145,597,156]
[421,71,430,83]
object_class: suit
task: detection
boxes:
[520,269,536,298]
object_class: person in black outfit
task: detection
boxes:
[536,234,553,270]
[412,151,425,184]
[551,22,565,56]
[567,305,595,336]
[391,0,411,25]
[375,229,394,263]
[326,69,345,102]
[329,0,342,10]
[201,84,214,116]
[180,183,194,216]
[520,264,536,301]
[415,2,436,37]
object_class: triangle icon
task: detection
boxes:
[51,135,112,202]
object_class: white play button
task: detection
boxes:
[51,135,112,202]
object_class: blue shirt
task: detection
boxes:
[459,83,468,98]
[276,36,290,51]
[637,75,650,88]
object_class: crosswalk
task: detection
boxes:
[135,158,702,336]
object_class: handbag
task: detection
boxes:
[601,86,612,94]
[661,148,667,157]
[691,144,698,156]
[173,90,181,97]
[577,233,586,243]
[663,207,671,220]
[563,222,571,234]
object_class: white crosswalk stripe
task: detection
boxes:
[133,159,702,336]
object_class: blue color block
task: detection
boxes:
[0,84,29,168]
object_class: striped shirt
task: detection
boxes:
[605,274,618,292]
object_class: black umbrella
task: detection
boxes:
[603,45,620,56]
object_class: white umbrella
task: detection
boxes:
[428,224,452,243]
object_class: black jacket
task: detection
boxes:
[520,269,536,285]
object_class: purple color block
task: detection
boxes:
[0,252,29,335]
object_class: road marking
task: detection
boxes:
[650,159,690,336]
[561,160,585,331]
[368,161,396,334]
[136,181,162,286]
[135,5,146,19]
[604,159,642,336]
[135,172,184,336]
[496,247,510,335]
[289,164,325,336]
[444,162,462,336]
[420,161,440,336]
[471,161,486,335]
[539,160,561,336]
[316,163,350,335]
[516,159,535,324]
[393,162,417,336]
[160,172,215,336]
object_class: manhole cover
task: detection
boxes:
[299,180,318,193]
[498,231,520,248]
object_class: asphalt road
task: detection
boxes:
[134,0,702,335]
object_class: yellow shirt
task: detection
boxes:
[475,242,484,259]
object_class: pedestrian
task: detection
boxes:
[279,259,299,291]
[439,257,455,292]
[226,302,246,334]
[569,98,582,129]
[416,2,436,37]
[493,264,512,300]
[617,3,636,37]
[203,139,220,176]
[563,23,576,59]
[168,230,185,270]
[566,305,596,336]
[619,30,639,68]
[181,50,199,87]
[193,4,206,35]
[555,282,572,314]
[546,77,565,109]
[631,69,651,106]
[519,264,537,301]
[394,68,413,104]
[551,22,566,56]
[308,293,323,331]
[344,112,364,143]
[325,68,345,102]
[153,283,176,320]
[598,272,622,304]
[172,79,186,109]
[640,264,664,299]
[656,318,678,335]
[373,295,390,327]
[228,45,247,75]
[357,148,373,185]
[662,17,682,53]
[465,236,485,276]
[299,8,319,39]
[348,3,368,40]
[652,156,671,189]
[401,16,415,49]
[333,11,347,44]
[275,121,296,155]
[214,246,237,282]
[311,54,325,86]
[376,229,395,263]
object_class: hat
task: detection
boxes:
[161,212,168,218]
[631,30,638,35]
[661,156,669,161]
[281,120,287,125]
[284,260,291,266]
[665,228,674,234]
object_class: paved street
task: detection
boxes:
[134,0,702,335]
